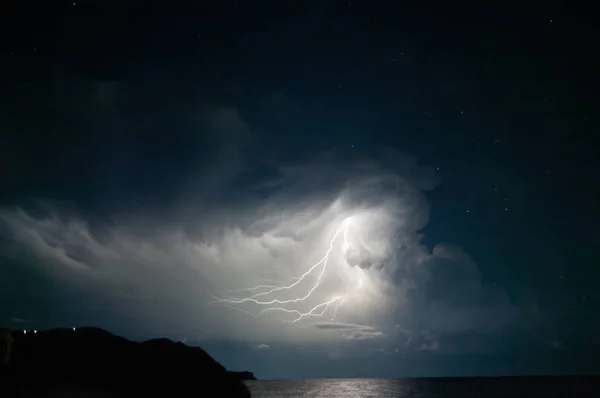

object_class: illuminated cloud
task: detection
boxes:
[0,78,528,354]
[0,143,524,351]
[0,148,430,344]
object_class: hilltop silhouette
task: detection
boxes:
[229,371,257,381]
[0,327,251,397]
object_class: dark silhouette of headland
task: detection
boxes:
[228,371,257,381]
[0,327,252,397]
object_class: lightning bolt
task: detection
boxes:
[212,220,352,323]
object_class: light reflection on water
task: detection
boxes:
[246,376,599,398]
[248,378,408,398]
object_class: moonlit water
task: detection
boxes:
[246,377,599,397]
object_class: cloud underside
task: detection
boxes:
[315,322,384,340]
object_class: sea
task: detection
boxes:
[246,376,600,397]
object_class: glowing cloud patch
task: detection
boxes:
[211,207,394,326]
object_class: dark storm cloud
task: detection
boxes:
[0,73,538,356]
[382,243,542,355]
[1,75,254,216]
[9,318,35,324]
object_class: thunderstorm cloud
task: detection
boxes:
[0,76,533,357]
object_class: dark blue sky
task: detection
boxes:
[1,1,599,379]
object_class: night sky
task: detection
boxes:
[1,1,599,379]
